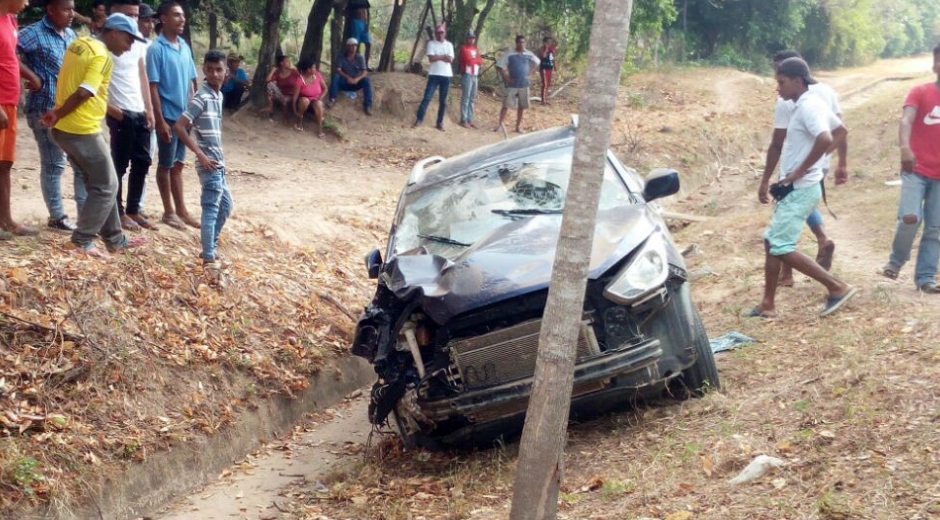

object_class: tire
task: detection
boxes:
[645,283,720,398]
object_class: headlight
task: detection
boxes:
[604,232,669,305]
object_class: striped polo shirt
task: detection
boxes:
[181,82,224,173]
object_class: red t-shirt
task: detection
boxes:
[295,70,324,100]
[458,44,483,76]
[274,69,300,97]
[0,14,21,106]
[904,82,940,179]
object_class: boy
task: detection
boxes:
[174,50,233,284]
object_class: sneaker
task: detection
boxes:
[48,216,76,232]
[326,99,336,108]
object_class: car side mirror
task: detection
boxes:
[365,249,383,279]
[643,168,680,202]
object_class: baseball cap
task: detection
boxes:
[346,37,359,45]
[227,52,243,61]
[435,24,445,33]
[777,57,817,85]
[138,3,155,20]
[467,30,475,37]
[103,13,149,43]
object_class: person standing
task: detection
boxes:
[174,50,232,284]
[414,24,454,131]
[746,57,855,318]
[327,38,373,115]
[17,0,88,233]
[537,36,557,105]
[107,0,157,231]
[137,2,155,40]
[41,13,148,258]
[880,43,940,293]
[457,30,482,129]
[0,0,38,240]
[347,0,371,71]
[762,49,847,286]
[147,0,199,230]
[494,35,540,134]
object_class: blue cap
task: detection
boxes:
[102,13,149,43]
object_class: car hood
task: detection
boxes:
[382,204,658,324]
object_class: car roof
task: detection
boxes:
[408,125,578,193]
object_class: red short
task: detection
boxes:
[0,104,16,162]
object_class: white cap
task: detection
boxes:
[346,37,359,45]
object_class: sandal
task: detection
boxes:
[743,306,777,319]
[8,223,39,236]
[879,265,899,280]
[121,214,141,231]
[128,213,159,230]
[108,235,148,254]
[69,242,110,260]
[820,287,858,317]
[161,213,186,230]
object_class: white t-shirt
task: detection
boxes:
[780,93,842,189]
[108,40,147,113]
[774,82,841,170]
[426,39,455,77]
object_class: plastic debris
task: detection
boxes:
[728,455,786,485]
[709,331,756,353]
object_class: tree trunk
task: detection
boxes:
[378,0,408,72]
[507,1,635,520]
[208,11,218,50]
[250,0,288,108]
[330,0,348,69]
[408,0,430,70]
[473,0,496,41]
[299,0,333,64]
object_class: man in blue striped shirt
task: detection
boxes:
[175,50,231,285]
[17,0,87,231]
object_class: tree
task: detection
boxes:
[299,0,334,63]
[508,1,635,519]
[250,0,287,107]
[378,0,408,71]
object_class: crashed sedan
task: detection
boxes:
[352,123,719,447]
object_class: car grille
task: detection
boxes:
[448,318,601,390]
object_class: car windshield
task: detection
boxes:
[392,146,635,257]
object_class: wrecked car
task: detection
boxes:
[352,123,719,447]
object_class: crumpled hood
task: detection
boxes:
[382,205,658,324]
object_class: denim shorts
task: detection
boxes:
[764,183,822,256]
[157,120,187,169]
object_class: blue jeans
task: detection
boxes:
[887,171,940,287]
[27,112,87,220]
[416,75,451,126]
[328,74,373,108]
[460,74,477,124]
[198,168,233,262]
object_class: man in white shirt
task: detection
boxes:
[747,58,856,318]
[106,0,156,230]
[761,50,848,285]
[413,24,454,131]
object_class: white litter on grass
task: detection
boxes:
[884,179,902,186]
[728,455,786,485]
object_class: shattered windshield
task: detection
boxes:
[392,146,634,257]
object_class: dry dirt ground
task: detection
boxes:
[5,55,940,520]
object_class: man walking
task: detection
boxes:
[175,50,233,284]
[414,24,454,131]
[327,37,373,115]
[0,0,38,240]
[494,35,539,134]
[41,13,148,258]
[880,43,940,293]
[457,30,482,129]
[746,57,856,318]
[107,0,157,231]
[17,0,87,233]
[762,49,847,285]
[147,0,199,229]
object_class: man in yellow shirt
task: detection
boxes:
[41,13,148,259]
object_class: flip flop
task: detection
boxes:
[10,223,39,236]
[161,213,186,230]
[816,240,835,271]
[820,286,858,317]
[108,235,148,254]
[69,242,110,260]
[743,306,777,319]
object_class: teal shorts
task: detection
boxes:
[764,183,822,256]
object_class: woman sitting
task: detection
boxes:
[263,54,300,122]
[292,58,328,137]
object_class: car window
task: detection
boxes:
[392,146,635,257]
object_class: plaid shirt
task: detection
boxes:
[17,16,76,114]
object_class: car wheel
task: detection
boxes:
[648,283,720,397]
